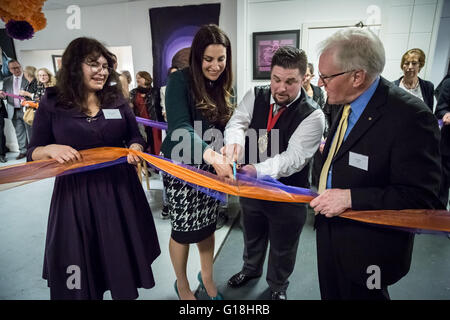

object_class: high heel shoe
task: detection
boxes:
[197,272,224,300]
[174,280,180,299]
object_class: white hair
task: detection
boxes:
[318,28,385,79]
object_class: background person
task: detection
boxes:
[0,59,30,159]
[21,67,56,102]
[304,62,326,190]
[129,71,162,155]
[393,48,434,111]
[20,66,38,100]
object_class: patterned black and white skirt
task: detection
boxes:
[163,164,220,244]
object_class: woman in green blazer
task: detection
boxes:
[161,24,235,300]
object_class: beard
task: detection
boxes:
[273,92,295,106]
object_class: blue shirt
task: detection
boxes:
[326,76,380,189]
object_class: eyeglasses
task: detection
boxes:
[84,61,113,74]
[318,70,355,85]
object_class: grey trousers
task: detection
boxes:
[11,108,31,154]
[240,197,307,291]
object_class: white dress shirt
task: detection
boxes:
[224,88,325,179]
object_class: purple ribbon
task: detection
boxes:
[59,156,129,177]
[136,117,168,130]
[4,92,25,100]
[41,151,448,236]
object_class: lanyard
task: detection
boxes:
[266,103,286,132]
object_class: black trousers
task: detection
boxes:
[0,116,6,156]
[240,197,306,291]
[316,218,390,300]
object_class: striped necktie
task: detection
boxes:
[318,104,351,194]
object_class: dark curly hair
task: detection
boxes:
[56,37,123,111]
[189,24,234,128]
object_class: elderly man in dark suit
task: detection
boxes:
[310,28,443,300]
[0,59,30,159]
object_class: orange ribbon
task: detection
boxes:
[0,147,449,233]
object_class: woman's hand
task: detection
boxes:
[203,148,234,179]
[128,143,143,165]
[19,90,32,98]
[43,144,82,164]
[220,143,244,163]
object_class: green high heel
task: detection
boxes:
[174,280,180,299]
[197,272,224,300]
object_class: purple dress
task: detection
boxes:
[27,87,161,300]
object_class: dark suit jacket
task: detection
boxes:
[435,78,450,157]
[311,84,325,109]
[394,76,434,111]
[1,74,29,119]
[315,77,443,286]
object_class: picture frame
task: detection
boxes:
[252,30,300,80]
[0,29,17,60]
[1,28,17,80]
[51,54,62,74]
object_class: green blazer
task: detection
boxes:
[161,68,219,164]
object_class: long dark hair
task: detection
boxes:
[189,24,234,127]
[56,37,122,111]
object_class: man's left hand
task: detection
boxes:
[443,112,450,125]
[310,189,352,217]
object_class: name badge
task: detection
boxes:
[103,109,122,119]
[349,151,368,171]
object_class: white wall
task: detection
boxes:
[3,0,449,103]
[429,0,450,85]
[12,0,238,85]
[236,0,448,102]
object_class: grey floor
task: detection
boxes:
[1,151,450,300]
[215,209,450,300]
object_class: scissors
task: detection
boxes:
[232,161,240,193]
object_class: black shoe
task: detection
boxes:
[271,290,287,300]
[160,205,169,220]
[16,153,26,160]
[0,155,6,163]
[227,271,260,288]
[216,208,229,230]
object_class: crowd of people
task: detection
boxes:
[0,24,449,301]
[0,54,167,162]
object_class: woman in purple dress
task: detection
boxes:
[27,37,161,300]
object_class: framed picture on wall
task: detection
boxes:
[1,28,17,80]
[252,30,300,80]
[52,55,62,74]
